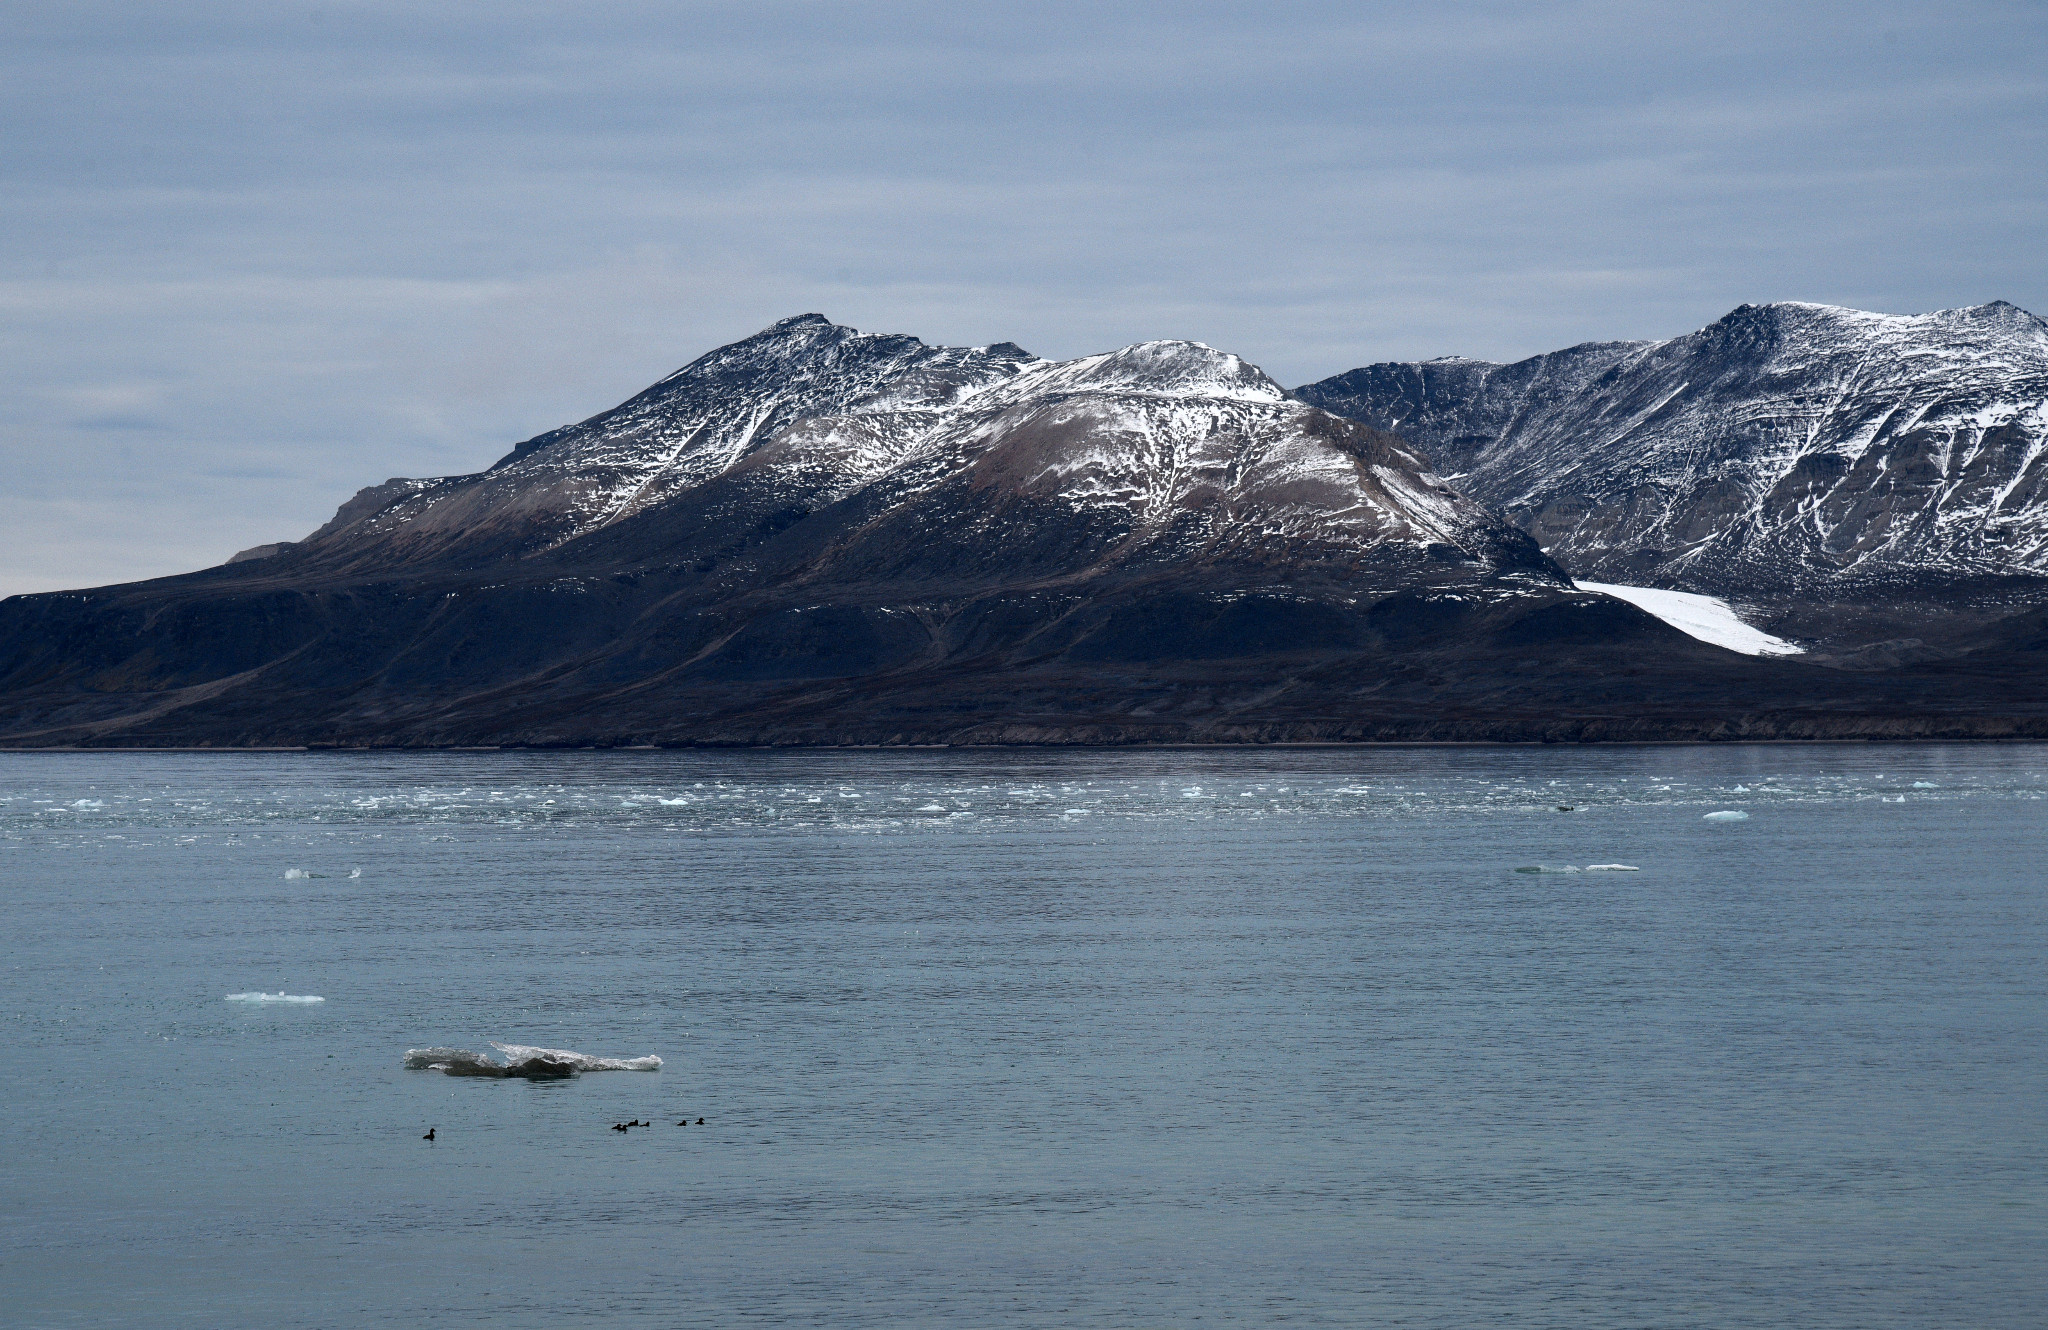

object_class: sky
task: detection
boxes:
[2,1,2044,596]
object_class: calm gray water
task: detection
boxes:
[2,746,2043,1328]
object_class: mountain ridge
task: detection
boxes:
[0,316,1627,748]
[1296,300,2048,624]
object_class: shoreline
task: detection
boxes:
[5,735,2048,754]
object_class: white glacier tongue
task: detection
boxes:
[1575,581,1804,656]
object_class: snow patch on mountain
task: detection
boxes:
[1576,582,1804,656]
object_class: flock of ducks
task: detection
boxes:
[422,1116,704,1141]
[614,1117,705,1132]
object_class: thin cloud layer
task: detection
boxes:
[2,0,2043,593]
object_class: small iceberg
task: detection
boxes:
[1584,864,1640,871]
[1513,864,1583,874]
[1704,810,1749,822]
[226,992,324,1004]
[1911,781,1938,789]
[402,1042,661,1079]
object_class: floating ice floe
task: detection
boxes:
[1912,781,1938,789]
[1703,810,1750,821]
[226,992,324,1004]
[1517,863,1642,874]
[402,1042,662,1079]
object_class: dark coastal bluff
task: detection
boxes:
[3,310,2047,747]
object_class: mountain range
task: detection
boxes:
[2,304,2044,747]
[1297,300,2048,648]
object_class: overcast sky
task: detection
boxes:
[3,1,2043,595]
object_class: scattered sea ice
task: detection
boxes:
[226,992,324,1004]
[1704,810,1749,822]
[1912,781,1938,789]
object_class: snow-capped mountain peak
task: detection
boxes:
[1298,300,2048,603]
[287,317,1553,590]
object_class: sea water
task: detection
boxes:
[1,746,2043,1328]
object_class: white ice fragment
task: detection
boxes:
[284,868,310,880]
[1584,864,1640,871]
[401,1044,659,1075]
[490,1042,662,1072]
[1911,781,1937,788]
[226,992,324,1004]
[1703,810,1750,821]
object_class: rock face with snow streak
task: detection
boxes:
[1297,302,2048,604]
[293,314,1546,587]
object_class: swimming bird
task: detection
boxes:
[423,1127,435,1141]
[611,1122,628,1132]
[677,1119,689,1127]
[696,1118,705,1125]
